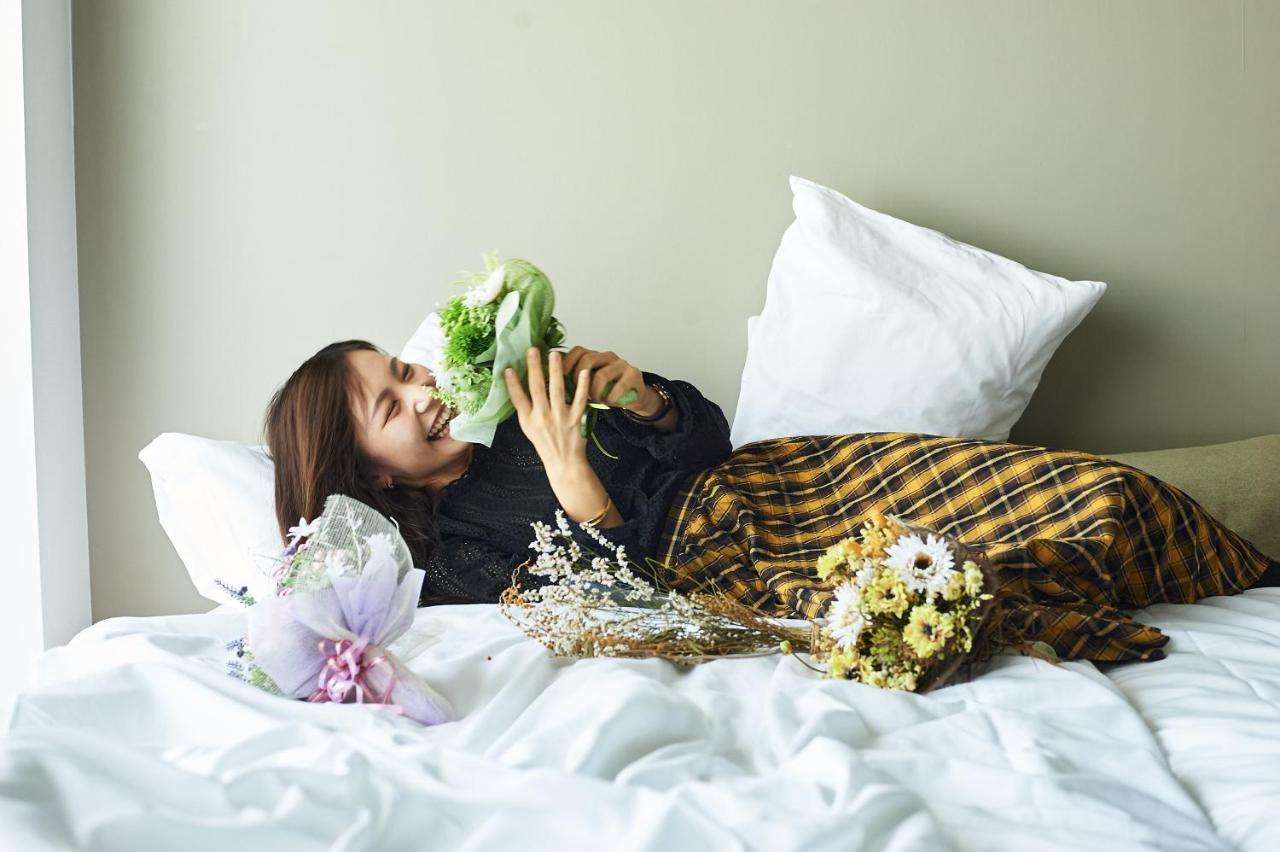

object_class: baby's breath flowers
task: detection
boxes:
[809,508,997,693]
[501,511,812,663]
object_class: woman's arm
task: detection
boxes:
[504,346,625,528]
[545,458,625,528]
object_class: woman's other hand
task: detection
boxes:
[505,346,591,476]
[559,346,660,417]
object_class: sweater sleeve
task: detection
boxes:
[601,371,733,470]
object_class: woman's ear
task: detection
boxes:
[364,468,393,491]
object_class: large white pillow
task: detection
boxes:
[730,176,1106,449]
[139,433,280,605]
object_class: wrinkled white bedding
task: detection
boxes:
[3,589,1279,852]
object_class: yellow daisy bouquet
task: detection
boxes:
[807,508,997,693]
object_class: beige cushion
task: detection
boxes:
[1101,434,1280,561]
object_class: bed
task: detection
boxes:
[3,580,1279,851]
[8,175,1279,849]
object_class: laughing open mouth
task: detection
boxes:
[427,407,456,440]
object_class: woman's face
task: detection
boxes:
[346,349,472,492]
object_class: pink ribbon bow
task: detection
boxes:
[306,636,403,714]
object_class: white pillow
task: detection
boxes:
[139,433,280,605]
[730,176,1106,448]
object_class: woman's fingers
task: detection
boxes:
[548,350,568,412]
[570,367,590,421]
[504,366,529,419]
[525,347,546,413]
[612,369,643,407]
[560,346,586,377]
[590,361,627,404]
[552,346,642,407]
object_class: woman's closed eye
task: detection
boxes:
[385,362,414,424]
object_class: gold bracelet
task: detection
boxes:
[585,494,613,527]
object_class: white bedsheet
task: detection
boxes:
[3,589,1279,852]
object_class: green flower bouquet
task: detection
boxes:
[401,253,638,452]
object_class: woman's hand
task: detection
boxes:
[559,346,660,417]
[504,346,592,476]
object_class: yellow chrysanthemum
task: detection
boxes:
[855,657,917,690]
[863,570,911,617]
[857,511,902,559]
[868,624,901,659]
[815,552,842,582]
[963,560,984,596]
[826,646,859,679]
[887,669,919,691]
[835,537,863,561]
[857,656,888,687]
[903,603,954,659]
[941,570,966,601]
[816,537,866,581]
[857,528,883,555]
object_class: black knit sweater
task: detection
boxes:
[418,371,734,604]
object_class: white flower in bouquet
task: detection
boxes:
[287,516,323,546]
[885,532,955,599]
[825,582,868,650]
[411,313,454,393]
[463,263,506,307]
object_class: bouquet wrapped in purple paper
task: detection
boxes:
[222,493,452,726]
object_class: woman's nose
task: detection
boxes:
[414,384,433,414]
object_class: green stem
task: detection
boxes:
[566,374,622,458]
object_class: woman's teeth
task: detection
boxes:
[428,408,454,440]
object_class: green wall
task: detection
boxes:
[72,1,1280,619]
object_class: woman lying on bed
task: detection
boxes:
[264,339,1280,666]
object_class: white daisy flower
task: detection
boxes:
[923,569,953,601]
[885,533,955,592]
[287,516,322,545]
[826,581,868,650]
[853,559,877,591]
[464,264,506,307]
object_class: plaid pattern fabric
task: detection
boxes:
[654,431,1274,663]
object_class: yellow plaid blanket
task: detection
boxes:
[655,431,1273,663]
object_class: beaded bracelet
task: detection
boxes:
[622,383,673,423]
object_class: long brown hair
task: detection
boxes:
[262,339,466,606]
